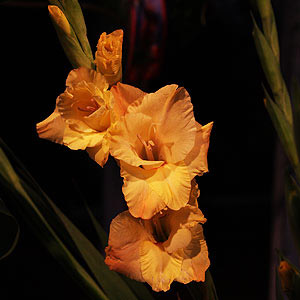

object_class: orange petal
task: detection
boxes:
[86,137,109,167]
[37,107,104,150]
[184,121,213,178]
[111,82,146,117]
[128,85,196,163]
[188,179,200,207]
[105,211,147,282]
[157,87,196,163]
[36,108,65,144]
[162,205,206,254]
[66,67,108,91]
[120,161,191,219]
[140,241,182,292]
[176,223,210,283]
[109,113,164,169]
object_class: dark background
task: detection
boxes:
[0,0,297,299]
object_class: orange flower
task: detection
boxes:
[105,182,210,292]
[36,67,113,166]
[109,83,213,219]
[95,29,123,86]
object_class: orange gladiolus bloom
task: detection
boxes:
[105,182,210,292]
[36,67,113,166]
[109,83,213,219]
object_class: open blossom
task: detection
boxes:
[36,67,114,166]
[105,181,210,292]
[95,29,123,86]
[109,83,213,219]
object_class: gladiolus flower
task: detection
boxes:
[95,29,123,86]
[105,183,210,292]
[109,83,213,219]
[36,67,113,166]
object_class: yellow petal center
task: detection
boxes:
[77,96,100,114]
[137,134,156,161]
[143,214,169,243]
[136,123,161,162]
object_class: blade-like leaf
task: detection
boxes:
[48,0,93,61]
[0,139,154,300]
[291,78,300,166]
[0,196,19,260]
[255,0,280,61]
[285,173,300,256]
[252,14,292,125]
[263,87,299,169]
[47,197,140,300]
[0,150,109,300]
[49,7,94,69]
[84,202,108,251]
[186,270,219,300]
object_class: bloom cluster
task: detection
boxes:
[37,29,213,292]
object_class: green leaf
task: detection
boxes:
[84,202,108,251]
[186,270,219,300]
[47,198,140,300]
[285,173,300,257]
[0,149,109,300]
[0,196,19,260]
[252,14,292,124]
[263,87,299,169]
[0,140,85,258]
[0,139,154,300]
[48,0,93,61]
[48,6,94,69]
[291,78,300,165]
[255,0,280,61]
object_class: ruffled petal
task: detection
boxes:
[86,136,109,167]
[36,107,103,150]
[127,85,178,121]
[105,211,148,282]
[66,67,108,91]
[109,113,164,169]
[111,82,146,117]
[176,223,210,283]
[163,228,192,254]
[105,207,210,291]
[157,87,196,163]
[188,179,200,207]
[127,85,196,163]
[162,205,206,253]
[120,162,167,219]
[184,121,213,178]
[36,108,65,144]
[140,240,182,292]
[120,161,191,219]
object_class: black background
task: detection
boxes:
[0,0,287,299]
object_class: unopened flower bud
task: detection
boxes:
[95,29,123,85]
[47,5,93,69]
[48,5,71,36]
[278,260,296,294]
